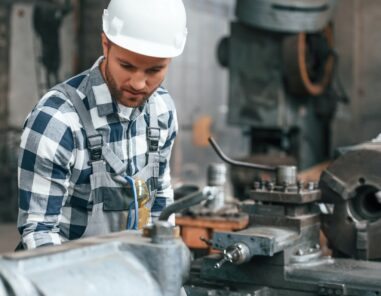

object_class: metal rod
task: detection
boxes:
[208,137,277,172]
[158,191,207,221]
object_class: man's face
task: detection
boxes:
[100,34,171,108]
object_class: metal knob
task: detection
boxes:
[214,242,251,269]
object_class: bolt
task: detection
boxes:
[266,181,274,191]
[282,181,289,192]
[254,181,261,190]
[297,180,304,192]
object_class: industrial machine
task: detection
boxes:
[0,222,190,296]
[184,139,381,296]
[219,0,346,170]
[1,138,379,296]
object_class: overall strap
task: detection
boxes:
[52,84,127,175]
[146,98,160,179]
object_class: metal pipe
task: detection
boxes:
[208,137,277,172]
[159,191,207,221]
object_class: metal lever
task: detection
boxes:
[208,137,276,172]
[200,237,213,246]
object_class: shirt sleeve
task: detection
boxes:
[150,105,178,224]
[18,99,75,249]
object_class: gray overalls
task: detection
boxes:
[55,84,160,236]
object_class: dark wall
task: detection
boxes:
[332,0,381,148]
[78,0,109,71]
[0,3,9,128]
[0,3,18,222]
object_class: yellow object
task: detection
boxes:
[192,116,212,147]
[121,178,152,230]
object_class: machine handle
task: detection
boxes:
[208,137,277,172]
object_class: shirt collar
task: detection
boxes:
[87,56,148,119]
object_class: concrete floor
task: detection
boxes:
[0,223,19,253]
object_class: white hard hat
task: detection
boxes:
[102,0,188,58]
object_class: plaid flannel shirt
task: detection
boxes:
[18,57,178,249]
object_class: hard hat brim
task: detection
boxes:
[104,31,186,58]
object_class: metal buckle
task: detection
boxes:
[147,127,160,152]
[87,134,103,161]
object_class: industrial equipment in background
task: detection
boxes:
[175,163,250,256]
[184,138,381,296]
[218,0,348,179]
[33,0,71,94]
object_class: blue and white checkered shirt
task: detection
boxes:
[17,57,178,249]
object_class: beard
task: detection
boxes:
[104,60,151,108]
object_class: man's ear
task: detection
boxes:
[101,33,109,57]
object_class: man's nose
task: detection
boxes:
[129,72,146,91]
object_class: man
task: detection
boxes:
[17,0,187,249]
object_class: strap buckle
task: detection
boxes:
[87,134,103,161]
[147,127,160,152]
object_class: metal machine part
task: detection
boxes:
[276,165,297,186]
[320,142,381,260]
[208,137,276,172]
[159,190,211,221]
[185,140,381,296]
[282,25,335,97]
[207,163,227,187]
[0,222,190,296]
[236,0,338,33]
[205,163,227,211]
[215,242,251,269]
[209,137,301,188]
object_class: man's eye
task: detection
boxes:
[121,64,133,69]
[147,69,161,74]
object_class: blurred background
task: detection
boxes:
[0,0,380,251]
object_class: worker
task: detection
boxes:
[17,0,187,249]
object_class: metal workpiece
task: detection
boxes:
[0,230,191,296]
[235,0,338,33]
[320,143,381,260]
